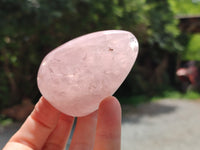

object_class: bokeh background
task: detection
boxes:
[1,0,200,149]
[1,0,200,108]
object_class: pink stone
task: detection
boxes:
[37,30,139,117]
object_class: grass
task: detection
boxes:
[120,90,200,105]
[151,90,200,101]
[120,95,150,105]
[0,115,13,127]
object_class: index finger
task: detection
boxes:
[3,97,60,150]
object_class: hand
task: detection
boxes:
[3,96,121,150]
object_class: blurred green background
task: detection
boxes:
[1,0,200,110]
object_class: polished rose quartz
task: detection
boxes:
[37,30,139,117]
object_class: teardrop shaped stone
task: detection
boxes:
[37,30,139,117]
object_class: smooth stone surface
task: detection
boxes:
[37,30,139,117]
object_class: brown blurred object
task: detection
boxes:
[1,98,34,121]
[178,15,200,33]
[176,61,200,92]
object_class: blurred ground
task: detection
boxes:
[1,99,200,150]
[122,99,200,150]
[0,122,22,149]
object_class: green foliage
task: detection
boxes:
[146,1,183,52]
[0,0,148,107]
[0,0,192,107]
[168,0,200,15]
[121,0,184,97]
[183,34,200,61]
[168,0,200,61]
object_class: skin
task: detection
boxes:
[3,96,121,150]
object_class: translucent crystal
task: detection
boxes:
[37,30,139,117]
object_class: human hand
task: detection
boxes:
[3,96,121,150]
